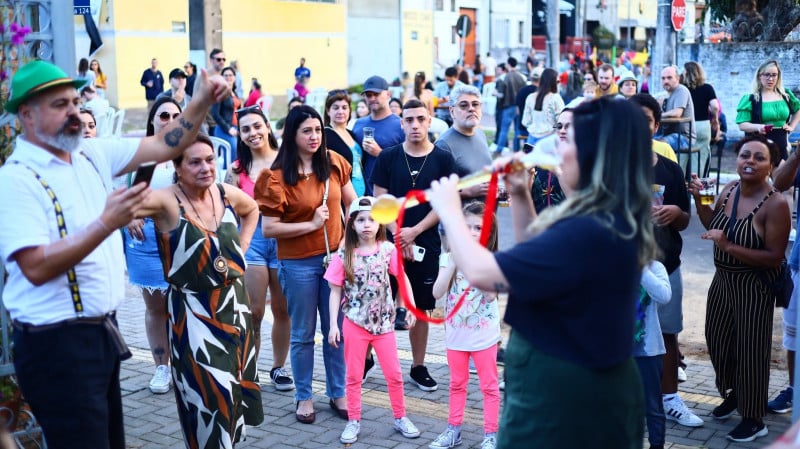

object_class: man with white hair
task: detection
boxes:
[435,84,492,201]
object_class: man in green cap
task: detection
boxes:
[0,59,230,449]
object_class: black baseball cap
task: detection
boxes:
[362,76,389,93]
[169,68,187,79]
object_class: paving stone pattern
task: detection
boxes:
[117,280,792,449]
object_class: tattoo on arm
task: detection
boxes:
[179,117,193,131]
[224,169,236,186]
[164,128,183,148]
[493,282,508,293]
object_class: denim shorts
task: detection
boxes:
[245,224,279,269]
[124,218,169,291]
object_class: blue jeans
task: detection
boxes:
[497,105,517,152]
[635,355,665,446]
[279,255,345,401]
[213,125,239,168]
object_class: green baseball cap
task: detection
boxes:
[5,60,87,114]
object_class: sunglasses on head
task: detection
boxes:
[235,104,265,120]
[328,89,348,97]
[158,112,180,121]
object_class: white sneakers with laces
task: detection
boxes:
[663,395,704,427]
[149,364,171,394]
[340,420,360,443]
[394,416,420,438]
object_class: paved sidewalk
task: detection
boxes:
[117,280,793,449]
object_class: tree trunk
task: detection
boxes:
[731,0,800,41]
[759,0,800,40]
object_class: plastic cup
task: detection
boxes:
[363,127,375,143]
[699,177,716,206]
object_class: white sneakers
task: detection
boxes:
[677,366,688,382]
[149,364,171,394]
[340,420,360,444]
[664,395,704,427]
[394,416,421,438]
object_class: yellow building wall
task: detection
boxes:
[402,9,433,82]
[106,0,190,110]
[220,0,348,99]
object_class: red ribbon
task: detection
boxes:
[395,172,499,324]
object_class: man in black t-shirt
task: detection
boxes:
[371,99,457,392]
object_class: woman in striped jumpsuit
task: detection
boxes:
[690,135,790,443]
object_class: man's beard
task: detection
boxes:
[34,119,83,153]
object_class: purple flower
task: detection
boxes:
[9,23,17,33]
[10,33,23,46]
[0,71,6,82]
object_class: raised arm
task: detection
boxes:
[120,70,231,175]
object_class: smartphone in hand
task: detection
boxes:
[131,161,157,187]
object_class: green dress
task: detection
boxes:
[157,184,263,449]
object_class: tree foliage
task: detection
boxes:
[708,0,800,41]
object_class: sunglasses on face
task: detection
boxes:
[158,112,180,121]
[215,57,226,62]
[553,122,570,130]
[760,73,778,79]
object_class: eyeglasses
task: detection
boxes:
[214,57,226,62]
[235,104,265,120]
[761,72,778,79]
[455,101,482,111]
[553,122,571,131]
[158,112,180,121]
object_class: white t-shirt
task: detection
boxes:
[440,252,501,351]
[0,136,138,324]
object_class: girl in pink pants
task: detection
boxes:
[325,196,420,445]
[431,201,501,449]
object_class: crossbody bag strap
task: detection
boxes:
[323,177,331,261]
[10,161,85,317]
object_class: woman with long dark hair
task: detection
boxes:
[324,90,366,195]
[410,71,435,115]
[225,105,295,391]
[521,68,564,145]
[255,105,357,424]
[211,66,241,162]
[682,61,719,175]
[124,97,183,395]
[75,57,96,88]
[428,97,656,448]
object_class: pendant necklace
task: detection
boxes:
[403,150,430,188]
[178,183,228,273]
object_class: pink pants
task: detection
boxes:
[343,319,406,420]
[446,346,500,433]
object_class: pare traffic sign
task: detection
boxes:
[671,0,686,32]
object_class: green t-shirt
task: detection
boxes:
[736,90,800,125]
